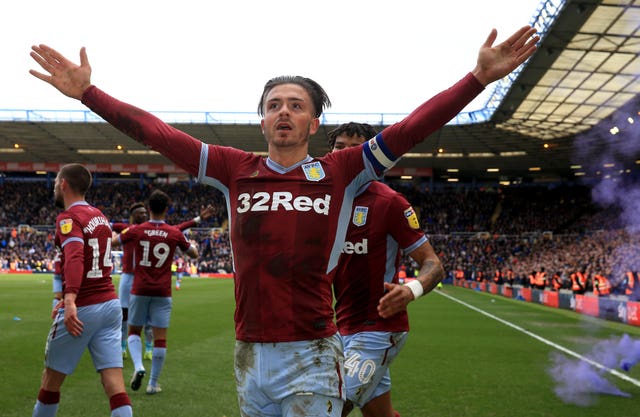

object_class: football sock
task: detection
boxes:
[127,334,144,371]
[149,340,167,387]
[109,392,132,417]
[32,389,59,417]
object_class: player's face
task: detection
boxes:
[53,174,64,209]
[260,83,320,150]
[132,207,148,224]
[331,134,366,152]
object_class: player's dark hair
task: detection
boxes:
[58,163,92,195]
[147,189,170,215]
[129,202,145,213]
[327,122,378,149]
[128,201,146,223]
[258,75,331,118]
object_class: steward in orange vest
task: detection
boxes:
[551,272,563,291]
[593,274,611,296]
[570,271,587,295]
[493,269,503,285]
[534,268,547,290]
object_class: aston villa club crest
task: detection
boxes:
[352,206,368,227]
[302,161,325,181]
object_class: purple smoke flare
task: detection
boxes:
[616,334,640,372]
[572,97,640,294]
[548,352,631,407]
[547,334,640,405]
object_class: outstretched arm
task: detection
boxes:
[371,25,539,166]
[29,44,204,177]
[30,45,91,100]
[176,205,217,231]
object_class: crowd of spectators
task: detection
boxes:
[2,176,639,297]
[0,178,230,274]
[427,230,639,293]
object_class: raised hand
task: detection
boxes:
[199,205,217,221]
[30,44,92,100]
[472,26,539,86]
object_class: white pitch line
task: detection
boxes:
[435,290,640,388]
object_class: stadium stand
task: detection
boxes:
[0,179,636,293]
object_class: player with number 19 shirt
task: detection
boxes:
[119,222,192,297]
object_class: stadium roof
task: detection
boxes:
[0,0,638,184]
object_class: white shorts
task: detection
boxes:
[44,299,122,374]
[52,274,63,293]
[340,331,407,408]
[234,334,345,417]
[118,273,134,308]
[129,294,172,328]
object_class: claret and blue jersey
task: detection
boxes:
[195,135,395,342]
[81,72,484,344]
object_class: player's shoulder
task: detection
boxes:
[157,220,179,229]
[120,222,141,234]
[158,221,184,235]
[213,145,263,164]
[111,221,130,232]
[55,203,89,221]
[55,209,74,223]
[365,181,403,199]
[70,202,107,217]
[319,145,363,165]
[57,204,109,234]
[368,183,417,220]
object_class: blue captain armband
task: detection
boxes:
[363,134,397,172]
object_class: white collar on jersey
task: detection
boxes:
[266,155,314,174]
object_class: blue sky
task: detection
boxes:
[3,0,543,116]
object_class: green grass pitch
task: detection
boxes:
[2,274,640,417]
